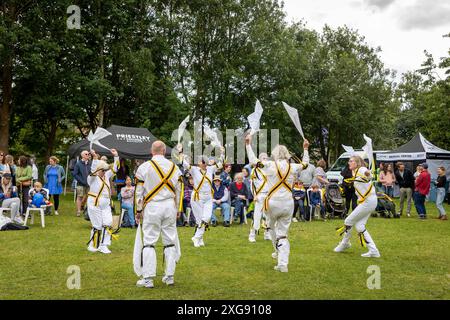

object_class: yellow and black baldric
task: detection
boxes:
[88,176,111,207]
[251,167,267,197]
[348,167,373,204]
[264,162,292,211]
[192,169,213,201]
[143,160,177,206]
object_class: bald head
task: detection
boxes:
[152,141,166,156]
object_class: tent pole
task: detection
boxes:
[64,155,69,196]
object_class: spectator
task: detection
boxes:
[298,162,315,190]
[312,159,329,188]
[73,150,92,217]
[310,184,326,220]
[0,173,22,224]
[414,165,422,180]
[292,180,306,222]
[230,173,249,224]
[0,152,6,178]
[394,162,415,217]
[182,173,195,227]
[435,167,447,221]
[379,163,396,197]
[242,167,253,203]
[210,176,231,227]
[16,156,33,214]
[4,155,16,185]
[376,162,384,189]
[341,163,358,214]
[414,163,431,220]
[115,158,130,195]
[220,164,233,189]
[28,181,51,214]
[30,156,39,184]
[44,156,65,216]
[120,176,136,228]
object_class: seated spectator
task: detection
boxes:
[0,173,22,224]
[0,152,6,179]
[211,175,231,227]
[242,166,253,203]
[292,180,306,222]
[230,173,249,224]
[310,184,326,220]
[120,176,135,228]
[28,182,52,214]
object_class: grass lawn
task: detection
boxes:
[0,194,449,300]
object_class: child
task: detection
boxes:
[29,182,52,214]
[310,184,325,220]
[292,180,306,222]
[120,176,135,228]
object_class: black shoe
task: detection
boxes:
[211,221,217,227]
[223,221,230,227]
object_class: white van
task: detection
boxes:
[326,150,387,184]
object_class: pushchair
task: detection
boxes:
[373,192,398,218]
[324,183,346,219]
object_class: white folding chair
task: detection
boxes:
[24,206,46,228]
[0,208,11,216]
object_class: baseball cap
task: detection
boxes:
[420,162,428,169]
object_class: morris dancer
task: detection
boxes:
[178,146,225,248]
[86,149,119,254]
[245,135,310,272]
[334,155,380,258]
[135,141,183,288]
[248,153,272,243]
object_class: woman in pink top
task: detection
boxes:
[379,164,396,197]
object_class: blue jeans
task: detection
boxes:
[436,188,447,216]
[384,186,394,198]
[232,199,246,223]
[211,202,231,223]
[414,192,426,217]
[121,203,135,227]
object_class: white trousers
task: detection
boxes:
[87,197,112,247]
[266,197,294,268]
[191,195,213,240]
[2,198,21,222]
[341,195,379,253]
[142,199,179,279]
[252,193,267,232]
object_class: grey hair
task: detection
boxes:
[258,153,269,161]
[234,173,244,181]
[197,155,209,164]
[271,145,291,161]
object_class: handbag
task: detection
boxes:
[21,180,32,187]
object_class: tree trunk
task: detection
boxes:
[45,119,58,159]
[0,56,13,153]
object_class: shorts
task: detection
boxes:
[76,185,89,197]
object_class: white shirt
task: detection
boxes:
[353,167,376,202]
[87,157,119,200]
[246,145,309,200]
[135,155,182,205]
[182,157,223,199]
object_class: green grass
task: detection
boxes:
[1,194,449,300]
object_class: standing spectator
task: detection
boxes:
[376,163,384,189]
[16,156,33,214]
[394,162,415,217]
[312,159,329,188]
[73,150,92,217]
[210,176,231,227]
[30,156,39,184]
[435,167,447,220]
[120,176,136,228]
[414,163,431,220]
[0,173,22,223]
[44,156,66,216]
[242,167,253,203]
[115,158,130,195]
[0,152,6,178]
[341,163,358,214]
[298,162,315,208]
[182,173,195,227]
[4,155,16,185]
[379,163,396,197]
[220,164,233,189]
[414,165,422,179]
[310,184,326,220]
[292,180,306,222]
[230,173,249,224]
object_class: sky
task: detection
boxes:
[282,0,450,81]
